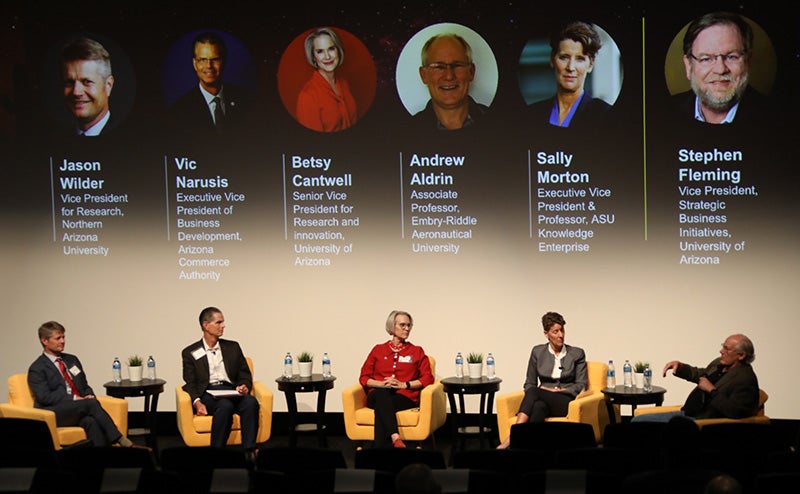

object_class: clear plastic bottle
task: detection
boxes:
[146,355,156,380]
[322,352,332,378]
[486,353,496,379]
[283,352,293,379]
[455,352,464,378]
[112,357,122,383]
[643,365,653,392]
[623,359,633,388]
[606,360,616,388]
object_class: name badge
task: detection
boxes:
[69,365,81,376]
[191,348,205,360]
[399,355,412,363]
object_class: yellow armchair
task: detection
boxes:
[632,388,769,427]
[496,361,611,444]
[0,373,128,450]
[342,355,447,446]
[175,357,273,446]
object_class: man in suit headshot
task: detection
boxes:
[27,321,135,447]
[169,32,252,133]
[676,11,769,125]
[181,307,259,461]
[60,37,115,136]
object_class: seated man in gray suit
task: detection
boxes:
[28,321,136,447]
[181,306,259,462]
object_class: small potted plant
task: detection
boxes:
[633,361,649,389]
[467,352,484,379]
[297,352,314,377]
[127,355,143,382]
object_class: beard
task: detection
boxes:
[691,72,749,112]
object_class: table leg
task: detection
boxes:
[605,400,617,425]
[478,392,487,448]
[146,393,160,453]
[284,391,299,447]
[446,392,459,465]
[485,392,496,448]
[315,390,328,448]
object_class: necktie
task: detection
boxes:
[212,97,225,130]
[57,357,79,397]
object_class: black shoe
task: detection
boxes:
[244,449,257,469]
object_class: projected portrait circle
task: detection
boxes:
[41,33,136,137]
[162,29,257,135]
[278,27,376,133]
[396,23,497,130]
[518,21,622,129]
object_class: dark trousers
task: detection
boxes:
[200,391,259,449]
[51,398,122,446]
[367,388,416,448]
[518,387,573,422]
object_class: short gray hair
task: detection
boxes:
[385,310,413,335]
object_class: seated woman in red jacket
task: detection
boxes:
[358,310,434,448]
[296,27,358,132]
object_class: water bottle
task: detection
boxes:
[486,353,496,379]
[455,352,464,378]
[606,360,616,388]
[283,352,293,379]
[643,365,653,392]
[322,352,332,378]
[623,359,633,388]
[112,357,122,383]
[146,355,156,380]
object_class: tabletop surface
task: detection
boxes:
[601,385,667,398]
[441,376,503,389]
[103,378,166,390]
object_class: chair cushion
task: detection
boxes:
[57,426,89,446]
[353,407,422,427]
[191,414,242,434]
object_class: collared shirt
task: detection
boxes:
[693,96,739,124]
[202,340,231,384]
[547,345,567,380]
[199,84,226,123]
[44,352,77,399]
[77,110,111,136]
[548,91,584,128]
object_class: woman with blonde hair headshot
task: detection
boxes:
[296,27,358,132]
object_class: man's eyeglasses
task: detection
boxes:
[195,57,223,66]
[688,52,747,68]
[423,62,471,74]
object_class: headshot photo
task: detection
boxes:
[664,11,777,125]
[278,27,376,133]
[41,34,135,137]
[396,23,497,131]
[519,21,621,130]
[163,29,257,135]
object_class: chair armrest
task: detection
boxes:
[97,395,128,436]
[0,403,60,449]
[252,381,273,443]
[633,405,683,416]
[416,380,446,432]
[496,390,524,443]
[175,386,196,440]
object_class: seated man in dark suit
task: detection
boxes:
[28,321,136,447]
[181,306,259,461]
[169,31,252,134]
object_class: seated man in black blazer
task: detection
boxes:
[181,306,259,461]
[28,321,135,447]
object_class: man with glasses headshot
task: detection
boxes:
[414,33,488,130]
[170,31,252,134]
[678,11,768,125]
[632,333,760,422]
